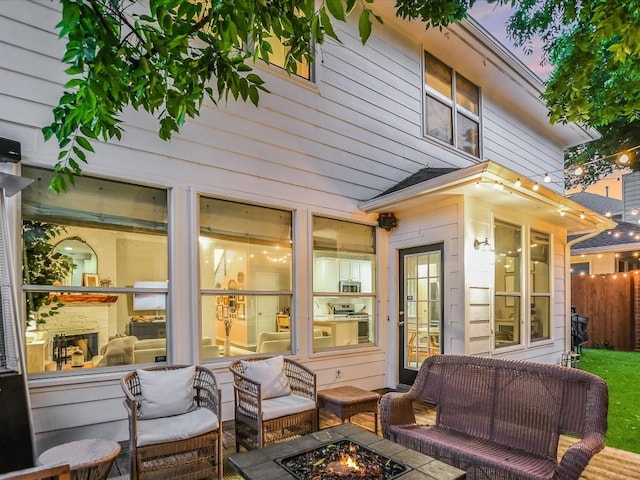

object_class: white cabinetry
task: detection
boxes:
[314,257,373,293]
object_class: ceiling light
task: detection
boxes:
[580,212,585,219]
[559,210,565,216]
[532,183,539,191]
[514,178,521,187]
[543,173,551,183]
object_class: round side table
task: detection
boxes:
[38,438,121,480]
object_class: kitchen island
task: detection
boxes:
[313,316,358,346]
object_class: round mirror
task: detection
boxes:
[53,237,98,286]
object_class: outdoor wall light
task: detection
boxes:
[377,212,398,231]
[474,237,491,251]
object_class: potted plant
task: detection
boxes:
[22,221,74,327]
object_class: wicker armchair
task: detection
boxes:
[121,365,223,480]
[229,356,317,451]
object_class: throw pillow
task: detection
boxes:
[240,355,292,399]
[137,365,196,419]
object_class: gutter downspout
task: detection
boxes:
[564,225,607,356]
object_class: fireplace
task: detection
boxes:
[276,439,409,480]
[52,332,98,369]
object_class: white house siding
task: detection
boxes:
[1,1,588,452]
[482,100,563,190]
[465,200,570,363]
[384,197,465,385]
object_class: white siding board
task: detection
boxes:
[1,0,61,33]
[469,321,491,338]
[0,41,66,87]
[33,397,125,432]
[469,287,491,304]
[320,58,420,121]
[0,69,62,106]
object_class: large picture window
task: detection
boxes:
[530,230,551,342]
[21,166,168,374]
[424,52,480,157]
[199,197,293,358]
[493,221,552,349]
[494,221,522,347]
[312,216,376,351]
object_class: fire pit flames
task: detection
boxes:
[277,439,409,480]
[327,445,361,476]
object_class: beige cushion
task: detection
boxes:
[137,407,219,447]
[262,394,317,421]
[241,355,291,399]
[137,365,196,419]
[134,338,166,350]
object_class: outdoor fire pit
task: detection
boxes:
[276,439,409,480]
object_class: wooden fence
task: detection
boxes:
[571,273,638,351]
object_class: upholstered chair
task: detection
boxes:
[121,365,223,480]
[229,355,317,451]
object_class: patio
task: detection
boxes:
[101,392,640,480]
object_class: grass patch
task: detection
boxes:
[578,348,640,453]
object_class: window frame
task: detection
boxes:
[198,195,295,359]
[20,165,170,376]
[311,215,377,352]
[493,220,554,351]
[423,51,482,158]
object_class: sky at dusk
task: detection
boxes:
[468,1,553,80]
[470,2,625,199]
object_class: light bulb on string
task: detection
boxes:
[532,183,539,191]
[514,178,521,187]
[543,173,551,183]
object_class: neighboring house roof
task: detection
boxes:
[565,192,623,216]
[569,221,640,251]
[568,192,638,253]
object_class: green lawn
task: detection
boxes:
[578,348,640,453]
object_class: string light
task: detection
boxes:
[569,144,640,178]
[532,182,539,191]
[543,173,551,183]
[514,178,521,187]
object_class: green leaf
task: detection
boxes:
[326,0,346,21]
[320,8,340,42]
[358,10,372,45]
[75,136,95,153]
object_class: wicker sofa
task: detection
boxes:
[381,355,608,480]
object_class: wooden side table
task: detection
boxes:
[317,386,381,434]
[37,439,120,480]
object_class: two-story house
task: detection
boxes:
[0,1,613,451]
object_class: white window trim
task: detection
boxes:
[421,49,483,159]
[492,221,555,352]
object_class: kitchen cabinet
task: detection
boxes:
[314,257,373,293]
